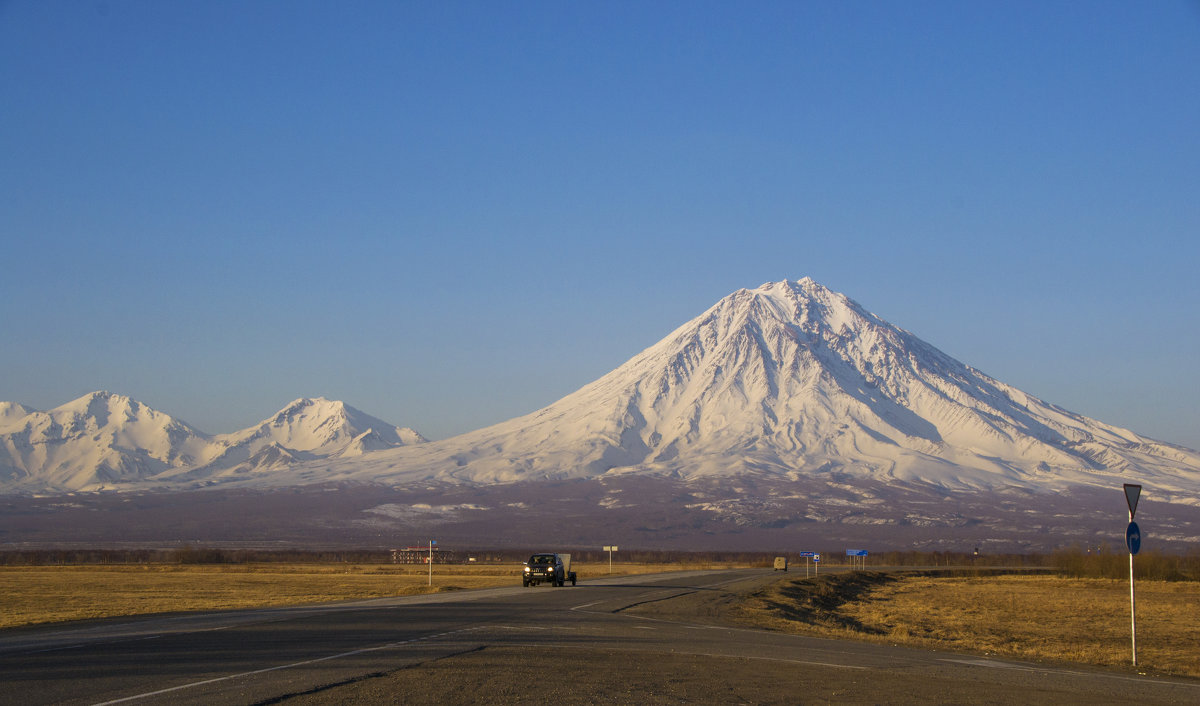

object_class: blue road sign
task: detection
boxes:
[798,551,817,557]
[1126,521,1141,555]
[846,550,868,556]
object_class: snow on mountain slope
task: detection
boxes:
[0,393,425,492]
[218,398,424,453]
[4,279,1197,504]
[308,279,1200,503]
[0,392,214,489]
[186,397,429,475]
[0,402,36,427]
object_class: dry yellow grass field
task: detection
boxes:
[12,562,1193,680]
[0,561,691,629]
[737,572,1200,678]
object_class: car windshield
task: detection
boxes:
[530,555,554,565]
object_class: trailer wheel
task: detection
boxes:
[570,574,576,586]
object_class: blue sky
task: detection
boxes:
[2,1,1198,449]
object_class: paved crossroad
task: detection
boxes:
[0,569,1195,705]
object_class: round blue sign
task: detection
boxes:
[1126,521,1142,555]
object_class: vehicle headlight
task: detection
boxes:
[523,566,530,572]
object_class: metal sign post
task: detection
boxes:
[603,546,618,574]
[798,551,816,577]
[428,539,437,586]
[1123,484,1142,667]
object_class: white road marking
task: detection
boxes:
[941,658,1020,669]
[937,658,1200,687]
[89,626,487,706]
[495,641,869,671]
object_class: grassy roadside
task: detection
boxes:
[733,571,1200,678]
[0,562,716,629]
[12,561,1195,681]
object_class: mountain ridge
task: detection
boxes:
[0,392,426,492]
[2,279,1198,506]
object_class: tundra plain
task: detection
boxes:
[1,561,1197,679]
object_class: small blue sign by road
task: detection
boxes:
[1126,521,1141,555]
[798,551,817,557]
[846,549,868,557]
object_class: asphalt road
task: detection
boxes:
[1,569,1196,705]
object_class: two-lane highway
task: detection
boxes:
[1,569,1196,705]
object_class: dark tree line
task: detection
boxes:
[1,545,1195,579]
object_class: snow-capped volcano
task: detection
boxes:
[3,279,1199,550]
[0,393,425,492]
[3,279,1197,506]
[320,279,1199,501]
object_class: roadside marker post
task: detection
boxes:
[1124,484,1142,667]
[428,539,436,586]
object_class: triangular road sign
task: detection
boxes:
[1124,484,1142,519]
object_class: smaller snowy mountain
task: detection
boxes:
[181,398,428,479]
[0,393,425,492]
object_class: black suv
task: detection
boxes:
[522,553,576,586]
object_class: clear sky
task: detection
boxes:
[2,1,1198,449]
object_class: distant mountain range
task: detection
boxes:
[0,393,426,492]
[2,279,1198,551]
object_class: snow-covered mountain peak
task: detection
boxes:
[232,397,425,453]
[44,390,200,436]
[324,277,1199,501]
[55,390,127,416]
[0,402,35,431]
[727,279,879,334]
[0,394,425,492]
[273,396,345,421]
